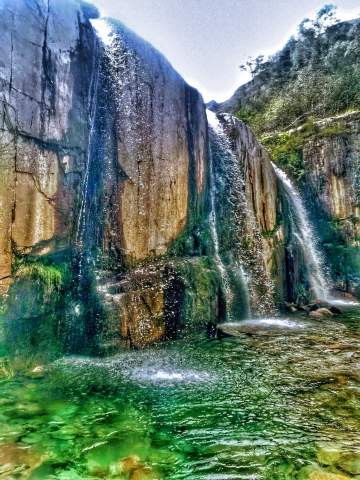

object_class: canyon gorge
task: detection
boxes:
[1,0,357,354]
[0,2,359,478]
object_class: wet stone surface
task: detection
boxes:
[0,311,359,479]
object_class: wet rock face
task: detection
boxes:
[212,114,277,314]
[0,1,211,348]
[301,113,360,294]
[96,20,208,264]
[0,0,294,350]
[0,0,97,292]
[224,116,279,273]
[304,115,360,241]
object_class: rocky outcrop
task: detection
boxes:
[1,0,313,353]
[0,1,217,351]
[91,19,208,266]
[276,112,360,296]
[303,113,360,239]
[0,0,98,293]
[209,114,277,315]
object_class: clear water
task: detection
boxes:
[1,311,360,479]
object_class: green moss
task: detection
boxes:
[261,129,306,180]
[260,118,350,180]
[170,257,223,331]
[320,122,352,137]
[15,263,67,297]
[261,220,284,238]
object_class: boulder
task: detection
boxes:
[310,308,334,319]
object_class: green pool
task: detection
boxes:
[0,311,360,479]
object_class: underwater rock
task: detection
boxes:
[317,444,343,466]
[308,471,351,480]
[310,308,334,319]
[337,453,360,475]
[0,443,44,477]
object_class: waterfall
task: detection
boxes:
[272,163,330,301]
[208,136,234,319]
[206,110,250,319]
[69,31,101,348]
[75,38,100,261]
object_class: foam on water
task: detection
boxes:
[130,368,211,384]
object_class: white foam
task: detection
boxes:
[130,368,210,384]
[91,18,114,46]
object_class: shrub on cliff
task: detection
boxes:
[231,6,360,135]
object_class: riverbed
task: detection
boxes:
[0,311,359,479]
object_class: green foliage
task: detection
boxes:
[14,260,68,298]
[261,115,352,179]
[261,125,312,180]
[234,12,360,135]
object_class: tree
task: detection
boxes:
[298,4,339,38]
[239,55,265,77]
[314,4,339,32]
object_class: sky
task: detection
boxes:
[92,0,360,102]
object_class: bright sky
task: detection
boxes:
[92,0,359,102]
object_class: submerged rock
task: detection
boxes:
[308,471,351,480]
[310,308,334,319]
[317,444,343,466]
[338,453,360,475]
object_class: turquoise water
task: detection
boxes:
[0,312,360,479]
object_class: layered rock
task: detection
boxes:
[0,0,98,293]
[208,114,277,315]
[301,113,360,295]
[302,113,360,241]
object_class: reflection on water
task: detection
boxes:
[0,311,360,479]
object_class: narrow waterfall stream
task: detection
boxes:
[206,110,250,320]
[75,39,101,274]
[272,163,330,301]
[207,112,234,320]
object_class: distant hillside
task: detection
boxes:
[215,12,360,136]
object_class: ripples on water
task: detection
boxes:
[0,312,360,479]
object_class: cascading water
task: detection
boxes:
[68,35,101,349]
[206,110,250,319]
[75,38,101,275]
[207,134,234,319]
[272,163,330,301]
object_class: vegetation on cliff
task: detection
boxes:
[225,6,360,136]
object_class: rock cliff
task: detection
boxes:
[300,113,360,296]
[1,0,343,355]
[0,0,98,294]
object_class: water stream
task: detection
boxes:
[0,310,359,479]
[272,163,331,301]
[207,113,235,320]
[206,110,250,320]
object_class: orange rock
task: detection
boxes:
[309,470,350,480]
[120,455,141,473]
[130,465,157,480]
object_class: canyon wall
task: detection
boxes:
[0,0,329,354]
[301,113,360,296]
[0,0,98,294]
